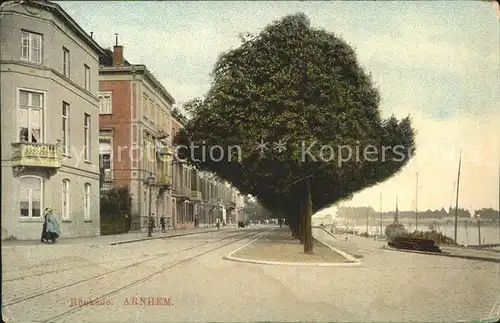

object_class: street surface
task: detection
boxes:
[2,225,499,322]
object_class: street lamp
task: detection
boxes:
[476,212,482,249]
[145,174,155,237]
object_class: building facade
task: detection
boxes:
[98,43,177,231]
[1,1,103,239]
[170,114,196,229]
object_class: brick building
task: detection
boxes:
[98,40,177,230]
[97,39,246,231]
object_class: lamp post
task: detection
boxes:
[146,175,155,237]
[477,212,482,249]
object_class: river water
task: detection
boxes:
[329,221,500,245]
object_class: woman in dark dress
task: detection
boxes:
[41,208,60,243]
[41,208,49,243]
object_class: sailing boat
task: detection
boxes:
[445,179,457,237]
[384,195,408,240]
[453,148,462,244]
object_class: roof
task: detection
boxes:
[99,64,175,105]
[171,109,188,126]
[99,48,131,66]
[22,1,104,56]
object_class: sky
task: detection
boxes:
[56,1,500,213]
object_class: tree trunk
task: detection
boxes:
[299,197,306,244]
[290,206,299,238]
[304,178,313,253]
[290,216,297,237]
[292,216,299,238]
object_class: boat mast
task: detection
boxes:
[379,193,382,235]
[366,209,369,235]
[394,194,399,224]
[415,172,418,232]
[454,148,462,243]
[447,179,457,235]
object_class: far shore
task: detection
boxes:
[316,217,499,227]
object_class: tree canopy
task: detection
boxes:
[175,13,416,225]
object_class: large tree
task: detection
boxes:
[175,13,416,253]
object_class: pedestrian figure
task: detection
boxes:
[160,215,166,233]
[41,208,49,243]
[148,215,155,233]
[41,208,60,243]
[216,217,220,230]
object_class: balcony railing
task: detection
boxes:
[156,130,169,140]
[190,190,202,200]
[173,185,191,198]
[156,174,172,187]
[180,186,191,197]
[102,169,112,182]
[157,146,174,158]
[11,142,61,169]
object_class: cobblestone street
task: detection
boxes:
[2,226,499,322]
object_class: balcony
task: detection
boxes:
[102,169,112,182]
[156,130,169,140]
[11,142,61,173]
[173,185,191,199]
[157,145,174,158]
[190,190,202,201]
[155,174,172,188]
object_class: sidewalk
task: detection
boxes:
[225,227,359,266]
[1,225,236,247]
[315,227,500,263]
[439,246,500,263]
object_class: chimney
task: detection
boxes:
[90,31,93,38]
[113,33,123,66]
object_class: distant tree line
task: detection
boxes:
[337,206,499,221]
[243,197,273,221]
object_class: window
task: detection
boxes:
[149,136,155,174]
[62,102,70,155]
[84,64,90,91]
[141,134,154,174]
[84,114,90,161]
[62,47,70,77]
[99,153,111,169]
[143,95,149,120]
[99,152,112,181]
[149,100,154,122]
[19,176,42,218]
[98,92,112,114]
[156,105,161,126]
[161,111,166,131]
[18,89,43,143]
[84,183,91,220]
[21,31,42,64]
[172,163,177,187]
[142,138,147,171]
[144,189,148,220]
[62,179,70,220]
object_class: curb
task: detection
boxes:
[384,247,500,263]
[223,254,360,267]
[223,229,361,267]
[314,237,361,264]
[320,227,338,239]
[109,228,236,245]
